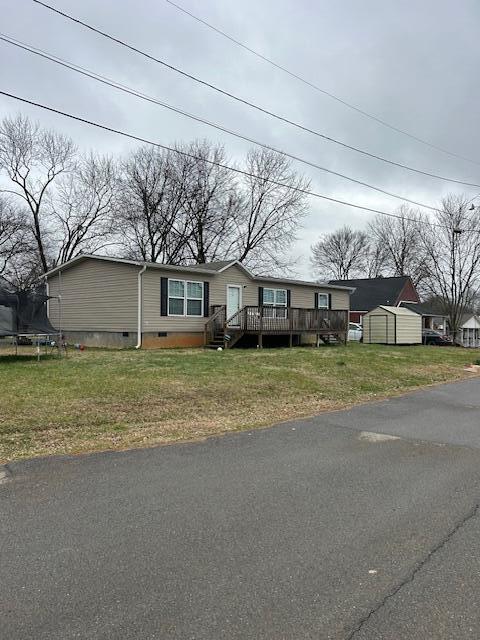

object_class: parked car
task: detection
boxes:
[348,322,363,342]
[422,330,452,346]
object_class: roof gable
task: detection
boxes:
[460,314,480,329]
[374,305,418,316]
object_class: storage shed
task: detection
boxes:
[363,306,422,345]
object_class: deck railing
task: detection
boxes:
[225,306,348,334]
[204,305,226,344]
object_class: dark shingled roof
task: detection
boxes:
[400,302,448,317]
[329,276,413,311]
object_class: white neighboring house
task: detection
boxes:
[456,314,480,348]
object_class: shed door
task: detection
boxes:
[368,314,389,343]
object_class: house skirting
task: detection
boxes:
[61,330,204,349]
[61,330,336,349]
[142,332,204,349]
[62,331,137,348]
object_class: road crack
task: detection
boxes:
[345,501,480,639]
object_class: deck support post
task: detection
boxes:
[289,332,293,348]
[258,333,263,349]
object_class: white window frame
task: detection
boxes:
[263,287,287,318]
[167,278,204,317]
[316,293,329,309]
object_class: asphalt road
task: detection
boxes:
[2,378,480,639]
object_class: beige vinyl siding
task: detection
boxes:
[255,279,349,311]
[144,264,256,332]
[329,289,350,310]
[143,264,253,331]
[47,259,138,332]
[363,313,392,344]
[395,317,422,344]
[363,306,421,344]
[47,260,351,335]
[142,269,214,332]
[143,264,350,331]
[209,265,350,309]
[210,264,252,304]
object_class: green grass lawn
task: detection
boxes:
[0,343,479,463]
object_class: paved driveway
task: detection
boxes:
[2,378,480,639]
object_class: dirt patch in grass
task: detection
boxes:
[1,343,479,462]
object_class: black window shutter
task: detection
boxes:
[203,281,210,317]
[314,292,319,308]
[160,277,168,316]
[286,289,291,307]
[258,286,264,306]
[328,293,332,309]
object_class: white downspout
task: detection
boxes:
[135,265,147,349]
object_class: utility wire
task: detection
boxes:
[2,89,478,233]
[164,0,480,168]
[1,34,455,214]
[32,0,480,185]
[0,88,452,228]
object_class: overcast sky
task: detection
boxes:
[1,0,480,277]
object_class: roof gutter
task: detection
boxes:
[135,264,147,349]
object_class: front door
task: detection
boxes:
[226,285,242,326]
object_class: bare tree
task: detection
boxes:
[233,149,309,273]
[174,141,240,264]
[0,114,76,272]
[311,225,370,280]
[365,239,388,278]
[421,194,480,337]
[0,195,29,279]
[368,206,427,286]
[116,146,189,264]
[50,153,117,265]
[115,145,308,273]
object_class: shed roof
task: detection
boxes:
[329,276,414,311]
[369,305,419,316]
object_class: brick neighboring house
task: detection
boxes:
[328,276,419,324]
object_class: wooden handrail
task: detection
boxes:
[204,305,226,345]
[225,306,349,333]
[207,306,349,342]
[224,306,246,327]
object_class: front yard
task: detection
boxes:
[1,343,479,463]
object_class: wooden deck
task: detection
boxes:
[205,305,349,348]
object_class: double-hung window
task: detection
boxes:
[168,279,204,317]
[263,287,287,318]
[316,293,329,309]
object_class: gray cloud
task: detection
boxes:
[1,0,479,277]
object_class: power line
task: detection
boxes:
[164,0,480,169]
[2,89,478,234]
[0,88,448,227]
[31,0,480,186]
[1,34,454,215]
